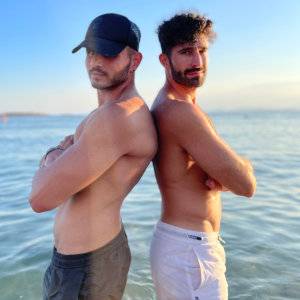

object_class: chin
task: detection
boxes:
[194,78,205,87]
[186,79,202,88]
[91,80,107,90]
[196,80,205,87]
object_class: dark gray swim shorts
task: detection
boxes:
[43,226,131,300]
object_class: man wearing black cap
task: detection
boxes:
[29,13,157,299]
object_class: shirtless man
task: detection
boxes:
[150,13,256,300]
[29,13,157,300]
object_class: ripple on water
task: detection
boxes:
[1,112,300,299]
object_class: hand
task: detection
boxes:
[39,135,74,168]
[205,178,229,192]
[39,146,65,168]
[58,135,74,149]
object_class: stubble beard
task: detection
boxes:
[90,61,131,91]
[169,59,206,88]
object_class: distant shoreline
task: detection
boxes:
[0,112,48,117]
[0,112,84,117]
[1,109,300,118]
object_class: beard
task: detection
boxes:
[89,61,131,90]
[169,59,206,88]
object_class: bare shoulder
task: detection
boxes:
[83,98,143,131]
[74,109,97,139]
[155,97,209,133]
[115,97,155,134]
[120,96,157,157]
[170,99,206,121]
[84,97,157,157]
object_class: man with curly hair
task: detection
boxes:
[150,12,256,299]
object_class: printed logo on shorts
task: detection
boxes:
[188,234,202,241]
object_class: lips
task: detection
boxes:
[185,69,205,77]
[90,71,106,77]
[186,71,201,76]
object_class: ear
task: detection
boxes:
[130,52,143,72]
[159,53,169,68]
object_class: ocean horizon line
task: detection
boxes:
[1,108,300,118]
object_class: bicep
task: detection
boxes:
[179,119,241,176]
[30,120,126,211]
[175,108,249,193]
[51,133,121,194]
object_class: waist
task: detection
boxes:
[52,225,128,268]
[159,187,221,230]
[161,207,221,232]
[54,212,123,254]
[154,221,223,245]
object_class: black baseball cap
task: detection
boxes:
[72,13,141,57]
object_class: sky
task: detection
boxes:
[1,0,300,114]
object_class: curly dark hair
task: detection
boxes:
[157,12,216,55]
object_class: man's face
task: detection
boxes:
[167,35,209,87]
[85,47,132,90]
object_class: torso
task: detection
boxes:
[54,98,157,254]
[151,93,221,232]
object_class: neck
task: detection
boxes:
[97,77,137,106]
[164,74,197,104]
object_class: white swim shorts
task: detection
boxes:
[150,221,228,300]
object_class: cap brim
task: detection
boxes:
[72,38,126,57]
[72,41,85,53]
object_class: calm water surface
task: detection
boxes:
[0,111,299,299]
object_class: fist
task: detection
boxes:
[39,135,74,168]
[39,148,64,167]
[44,148,64,166]
[59,135,74,149]
[205,178,229,192]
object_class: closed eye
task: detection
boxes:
[199,48,208,54]
[179,48,193,55]
[86,48,95,55]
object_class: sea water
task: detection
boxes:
[0,111,299,300]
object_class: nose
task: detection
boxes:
[191,51,204,68]
[86,51,104,67]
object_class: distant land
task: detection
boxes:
[0,112,48,117]
[1,109,299,119]
[0,112,84,117]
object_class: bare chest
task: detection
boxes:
[156,141,207,185]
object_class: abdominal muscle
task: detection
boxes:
[53,166,128,255]
[161,187,222,233]
[155,152,222,233]
[53,113,127,255]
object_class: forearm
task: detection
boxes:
[39,146,64,168]
[230,156,256,197]
[29,163,68,212]
[30,135,75,212]
[241,157,254,172]
[243,157,256,193]
[29,138,100,213]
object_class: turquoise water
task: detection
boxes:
[0,111,299,299]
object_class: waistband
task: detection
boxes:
[51,226,128,268]
[154,221,224,244]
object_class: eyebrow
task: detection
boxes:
[178,46,208,52]
[200,46,208,51]
[178,46,193,52]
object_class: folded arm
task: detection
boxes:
[29,107,133,212]
[39,135,74,168]
[168,102,256,197]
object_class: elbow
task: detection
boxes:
[29,194,50,213]
[243,184,255,198]
[239,174,256,198]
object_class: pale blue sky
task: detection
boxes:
[1,0,300,114]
